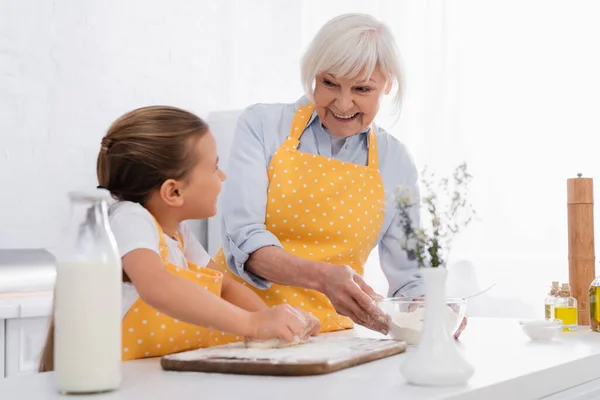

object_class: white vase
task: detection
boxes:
[400,267,474,386]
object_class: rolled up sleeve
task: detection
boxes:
[379,211,425,298]
[220,105,282,289]
[378,144,424,298]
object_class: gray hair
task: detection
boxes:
[300,13,405,114]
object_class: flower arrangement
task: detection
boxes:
[395,162,477,268]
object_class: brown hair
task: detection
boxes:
[98,105,210,203]
[38,105,209,372]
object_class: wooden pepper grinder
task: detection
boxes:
[567,173,595,326]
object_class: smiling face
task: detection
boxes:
[312,66,391,138]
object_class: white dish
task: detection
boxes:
[519,319,562,341]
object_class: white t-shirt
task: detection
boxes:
[108,201,211,318]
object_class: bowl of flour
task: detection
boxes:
[377,297,466,345]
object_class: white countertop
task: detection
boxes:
[0,249,56,295]
[2,318,600,399]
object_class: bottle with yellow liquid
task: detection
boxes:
[544,281,559,319]
[555,283,577,331]
[589,275,600,332]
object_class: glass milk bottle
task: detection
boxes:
[54,189,122,394]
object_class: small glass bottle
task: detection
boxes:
[589,271,600,332]
[554,283,578,331]
[54,189,122,394]
[544,281,559,319]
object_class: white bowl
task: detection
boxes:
[519,319,562,341]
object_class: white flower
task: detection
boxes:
[394,163,477,268]
[395,186,413,207]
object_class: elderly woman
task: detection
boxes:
[213,13,423,335]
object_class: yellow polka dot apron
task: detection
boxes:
[214,101,385,333]
[122,220,241,361]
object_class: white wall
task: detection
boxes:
[4,0,600,320]
[0,0,305,251]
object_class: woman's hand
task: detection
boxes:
[244,248,388,334]
[454,316,468,339]
[408,298,468,339]
[447,302,468,339]
[320,264,389,334]
[247,304,308,343]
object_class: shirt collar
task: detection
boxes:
[307,111,371,138]
[295,95,371,137]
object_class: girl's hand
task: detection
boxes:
[247,304,308,343]
[294,308,321,339]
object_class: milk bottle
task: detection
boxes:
[54,189,121,394]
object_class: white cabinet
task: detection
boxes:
[5,317,50,377]
[0,249,56,378]
[0,294,53,378]
[0,319,4,378]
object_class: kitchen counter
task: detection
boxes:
[0,249,56,295]
[2,318,600,399]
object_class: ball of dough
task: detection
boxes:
[244,335,305,349]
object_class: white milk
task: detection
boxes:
[54,261,122,393]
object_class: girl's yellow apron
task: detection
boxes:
[121,220,240,360]
[213,101,385,333]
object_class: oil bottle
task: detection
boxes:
[544,281,559,319]
[555,283,578,331]
[589,274,600,332]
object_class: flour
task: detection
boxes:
[245,335,305,349]
[164,337,396,364]
[389,312,423,345]
[389,306,459,345]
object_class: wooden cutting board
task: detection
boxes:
[161,336,406,376]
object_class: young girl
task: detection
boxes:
[39,105,320,371]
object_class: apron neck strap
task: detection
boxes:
[288,102,379,171]
[287,102,314,147]
[150,215,184,259]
